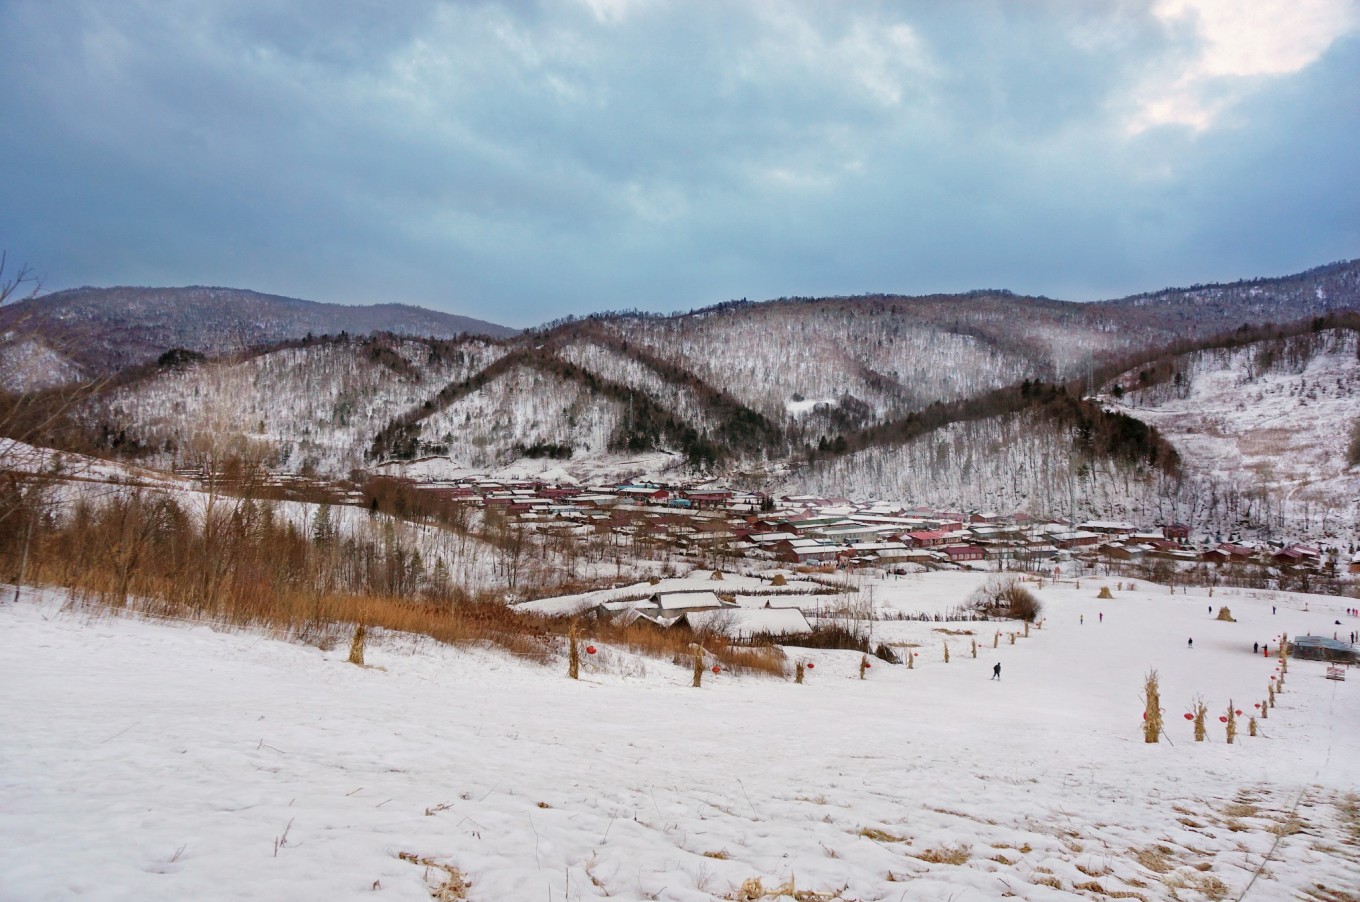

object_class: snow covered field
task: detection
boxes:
[3,575,1358,901]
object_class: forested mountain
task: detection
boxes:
[78,334,508,476]
[0,285,516,385]
[540,259,1360,436]
[785,324,1360,538]
[18,258,1360,537]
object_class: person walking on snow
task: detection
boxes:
[1188,637,1194,649]
[991,662,1001,680]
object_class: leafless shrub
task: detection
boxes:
[969,575,1042,621]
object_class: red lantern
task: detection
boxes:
[864,661,872,669]
[805,663,815,669]
[1270,675,1276,680]
[711,665,721,674]
[1219,716,1228,723]
[1184,712,1194,720]
[1142,711,1147,720]
[1253,702,1260,708]
[1235,709,1242,716]
[585,645,597,655]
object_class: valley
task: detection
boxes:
[5,262,1360,902]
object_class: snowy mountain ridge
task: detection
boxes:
[16,258,1360,539]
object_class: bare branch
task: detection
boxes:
[0,251,43,307]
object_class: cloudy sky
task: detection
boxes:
[2,0,1357,326]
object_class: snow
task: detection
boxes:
[4,575,1359,900]
[784,398,835,417]
[0,333,84,392]
[0,438,190,491]
[515,573,779,616]
[1109,329,1360,536]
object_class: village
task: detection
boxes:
[374,473,1354,582]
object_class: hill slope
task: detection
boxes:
[4,578,1358,900]
[1106,327,1360,536]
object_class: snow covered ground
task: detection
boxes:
[3,575,1358,901]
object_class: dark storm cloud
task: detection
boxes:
[1,0,1356,325]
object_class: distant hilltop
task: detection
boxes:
[0,284,517,379]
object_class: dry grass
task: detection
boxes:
[927,806,998,825]
[14,482,793,679]
[1133,845,1177,874]
[1142,670,1162,743]
[913,843,971,865]
[397,852,469,901]
[856,827,909,843]
[347,622,366,666]
[1268,817,1305,836]
[1164,872,1231,900]
[1073,882,1147,901]
[1338,792,1360,845]
[610,618,786,678]
[1222,802,1260,819]
[1032,874,1063,889]
[728,877,847,900]
[702,850,731,860]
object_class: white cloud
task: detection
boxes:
[1129,0,1359,132]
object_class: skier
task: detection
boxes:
[1099,612,1103,623]
[1253,641,1259,654]
[1188,637,1194,649]
[991,662,1001,681]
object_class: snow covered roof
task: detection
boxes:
[650,591,728,611]
[1290,635,1354,651]
[1078,520,1137,531]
